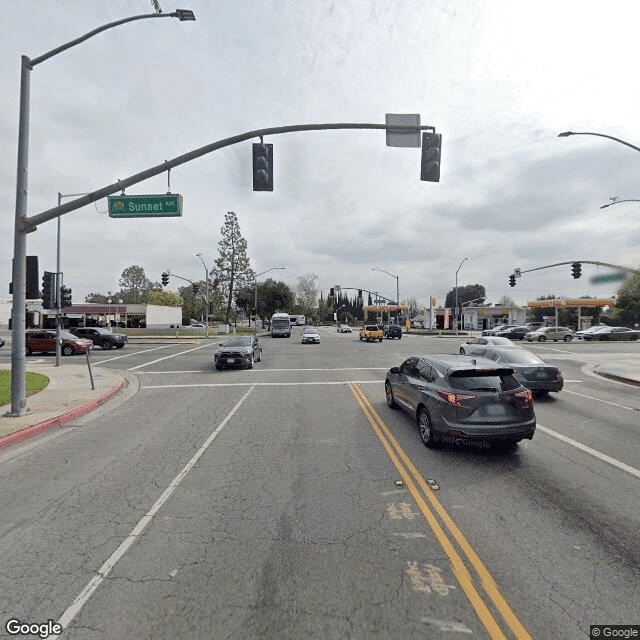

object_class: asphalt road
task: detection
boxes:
[0,329,638,639]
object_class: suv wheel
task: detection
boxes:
[385,382,398,409]
[418,407,437,448]
[248,355,254,369]
[103,342,113,350]
[62,345,74,356]
[564,335,572,342]
[538,335,546,342]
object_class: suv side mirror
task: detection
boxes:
[389,366,400,374]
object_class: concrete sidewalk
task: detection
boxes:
[0,362,127,450]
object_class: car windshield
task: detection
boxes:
[303,329,318,334]
[223,337,252,346]
[490,337,513,345]
[60,331,80,340]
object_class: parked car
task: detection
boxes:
[301,327,320,344]
[359,325,384,342]
[524,322,543,330]
[524,326,574,342]
[384,324,403,339]
[582,326,640,341]
[409,320,424,329]
[25,330,92,356]
[459,336,517,354]
[384,354,535,447]
[471,346,563,395]
[214,335,262,370]
[72,327,128,350]
[0,336,4,348]
[492,326,534,340]
[575,325,607,339]
[336,324,352,333]
[482,324,518,336]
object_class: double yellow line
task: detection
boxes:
[349,383,533,640]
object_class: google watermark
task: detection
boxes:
[591,626,639,638]
[5,619,62,639]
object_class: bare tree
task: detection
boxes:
[295,273,319,316]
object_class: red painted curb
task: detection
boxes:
[0,379,126,451]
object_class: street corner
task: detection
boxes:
[592,361,640,387]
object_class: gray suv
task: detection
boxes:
[385,354,536,447]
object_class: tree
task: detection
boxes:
[255,278,295,322]
[295,273,319,315]
[614,275,640,326]
[214,212,253,323]
[118,265,160,303]
[147,290,182,307]
[85,292,109,303]
[444,284,486,309]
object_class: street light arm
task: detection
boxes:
[600,198,640,209]
[558,131,640,154]
[30,12,188,67]
[371,267,398,279]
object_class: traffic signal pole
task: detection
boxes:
[11,121,435,416]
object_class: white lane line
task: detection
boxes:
[537,422,640,480]
[51,385,256,639]
[562,389,638,411]
[126,342,215,371]
[140,380,381,389]
[138,367,390,374]
[90,345,173,364]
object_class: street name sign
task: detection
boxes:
[590,272,627,284]
[108,194,183,218]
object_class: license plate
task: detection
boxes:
[226,358,236,363]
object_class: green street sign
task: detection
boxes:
[590,273,627,283]
[108,194,183,218]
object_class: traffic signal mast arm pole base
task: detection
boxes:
[27,123,437,230]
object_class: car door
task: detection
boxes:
[393,357,420,409]
[401,358,426,412]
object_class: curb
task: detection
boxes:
[593,369,640,387]
[0,379,126,451]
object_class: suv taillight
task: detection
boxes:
[437,390,476,406]
[515,389,533,406]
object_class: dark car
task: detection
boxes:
[473,346,563,396]
[25,330,93,356]
[492,326,534,340]
[582,326,640,341]
[385,354,535,447]
[0,336,4,348]
[72,327,128,350]
[384,324,403,339]
[214,335,262,370]
[482,324,518,336]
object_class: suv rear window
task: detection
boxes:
[449,369,520,392]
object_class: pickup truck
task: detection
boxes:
[359,325,384,342]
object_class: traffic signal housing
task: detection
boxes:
[571,262,582,279]
[161,272,169,286]
[509,274,516,287]
[42,271,57,309]
[420,132,442,182]
[59,285,72,308]
[329,288,335,297]
[252,142,273,191]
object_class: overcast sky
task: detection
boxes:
[2,0,640,310]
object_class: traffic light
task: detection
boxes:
[571,262,582,279]
[192,283,199,294]
[329,288,335,297]
[26,256,39,299]
[420,132,442,182]
[59,285,72,308]
[41,271,57,309]
[252,142,273,191]
[509,274,516,287]
[161,272,169,286]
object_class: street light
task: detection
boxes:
[600,197,640,210]
[558,130,640,154]
[454,257,468,335]
[195,253,211,338]
[371,267,400,324]
[254,268,285,332]
[9,9,195,417]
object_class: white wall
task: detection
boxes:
[145,305,182,328]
